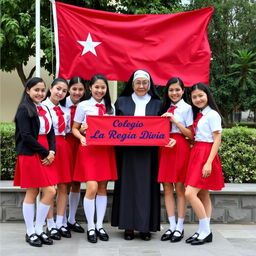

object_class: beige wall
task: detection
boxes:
[0,60,117,123]
[0,63,54,123]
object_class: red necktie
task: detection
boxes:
[168,105,177,132]
[192,113,203,137]
[37,106,50,133]
[53,106,66,133]
[95,104,106,116]
[168,105,177,114]
[70,105,77,128]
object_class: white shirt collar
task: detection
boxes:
[66,96,79,107]
[201,105,212,115]
[89,96,105,105]
[171,98,185,107]
[44,97,60,107]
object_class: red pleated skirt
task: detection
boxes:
[66,133,80,177]
[50,135,72,184]
[158,133,191,183]
[13,135,58,188]
[73,144,118,182]
[185,142,224,191]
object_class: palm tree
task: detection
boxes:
[228,49,256,121]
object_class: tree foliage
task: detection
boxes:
[187,0,256,122]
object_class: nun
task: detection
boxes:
[111,69,162,241]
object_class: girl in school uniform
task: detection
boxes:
[158,78,193,242]
[72,74,117,243]
[42,78,72,240]
[61,77,86,233]
[185,83,224,245]
[13,77,56,247]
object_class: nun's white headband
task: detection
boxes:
[133,70,150,82]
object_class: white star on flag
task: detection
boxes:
[77,33,101,56]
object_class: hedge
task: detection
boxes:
[0,123,16,180]
[1,122,256,183]
[219,126,256,183]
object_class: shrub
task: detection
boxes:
[219,126,256,183]
[0,122,16,180]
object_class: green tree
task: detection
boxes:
[229,49,256,121]
[187,0,256,123]
[0,0,53,86]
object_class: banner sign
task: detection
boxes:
[86,116,170,146]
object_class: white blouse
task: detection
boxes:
[74,97,115,123]
[195,105,222,142]
[169,99,193,134]
[42,98,70,135]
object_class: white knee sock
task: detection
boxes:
[35,202,50,235]
[47,218,56,230]
[83,197,95,231]
[175,218,184,233]
[95,195,107,230]
[56,215,64,229]
[68,192,80,224]
[63,209,68,227]
[23,203,35,236]
[198,218,210,239]
[168,216,176,232]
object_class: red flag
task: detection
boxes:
[53,1,213,86]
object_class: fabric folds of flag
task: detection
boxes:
[53,1,213,86]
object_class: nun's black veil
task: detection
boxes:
[119,69,160,100]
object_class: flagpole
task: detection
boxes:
[35,0,40,77]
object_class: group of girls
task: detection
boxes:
[14,69,224,247]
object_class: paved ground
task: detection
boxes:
[0,223,256,256]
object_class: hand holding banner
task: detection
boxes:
[86,116,170,146]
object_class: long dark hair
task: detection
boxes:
[89,74,114,114]
[15,77,45,118]
[60,76,87,106]
[190,83,222,120]
[161,77,185,113]
[46,78,68,106]
[119,69,160,100]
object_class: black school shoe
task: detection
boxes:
[37,232,53,245]
[139,232,151,241]
[185,232,199,243]
[67,221,85,233]
[96,228,109,241]
[191,232,213,245]
[87,229,97,243]
[47,228,61,240]
[170,230,184,243]
[124,230,135,240]
[161,229,174,241]
[25,233,42,247]
[58,226,72,238]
